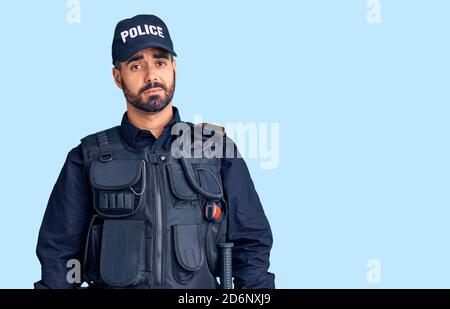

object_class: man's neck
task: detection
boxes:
[126,102,174,139]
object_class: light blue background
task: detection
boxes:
[0,0,449,288]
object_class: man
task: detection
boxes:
[35,14,274,289]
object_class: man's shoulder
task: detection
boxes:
[175,121,225,136]
[197,122,225,134]
[80,125,121,145]
[66,143,84,166]
[76,125,122,164]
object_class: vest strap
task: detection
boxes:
[81,126,123,164]
[96,131,114,162]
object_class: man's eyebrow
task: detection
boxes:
[152,53,170,60]
[126,55,144,65]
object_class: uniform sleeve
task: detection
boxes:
[221,139,275,289]
[34,144,91,289]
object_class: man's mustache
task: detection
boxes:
[139,82,167,95]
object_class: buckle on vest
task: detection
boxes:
[99,152,113,162]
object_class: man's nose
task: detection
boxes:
[145,66,158,84]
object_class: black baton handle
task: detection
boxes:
[218,242,234,289]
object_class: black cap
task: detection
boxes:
[112,14,177,64]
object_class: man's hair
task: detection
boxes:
[114,52,174,71]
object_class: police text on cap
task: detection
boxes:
[121,24,165,43]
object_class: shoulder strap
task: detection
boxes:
[80,126,124,165]
[184,121,225,138]
[200,122,225,135]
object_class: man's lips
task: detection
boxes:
[143,87,162,94]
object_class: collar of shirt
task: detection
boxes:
[119,106,181,150]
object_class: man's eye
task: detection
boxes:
[157,61,166,67]
[131,64,142,71]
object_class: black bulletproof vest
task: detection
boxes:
[80,123,227,288]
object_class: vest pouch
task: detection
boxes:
[196,165,223,198]
[90,159,146,217]
[99,219,145,287]
[166,164,200,209]
[84,222,103,284]
[172,224,204,284]
[166,163,223,209]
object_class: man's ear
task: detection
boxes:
[172,60,176,73]
[112,67,123,89]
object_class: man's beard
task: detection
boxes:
[122,72,176,113]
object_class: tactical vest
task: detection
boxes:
[80,123,228,288]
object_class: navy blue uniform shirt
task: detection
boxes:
[35,106,275,289]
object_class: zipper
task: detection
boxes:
[150,152,163,286]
